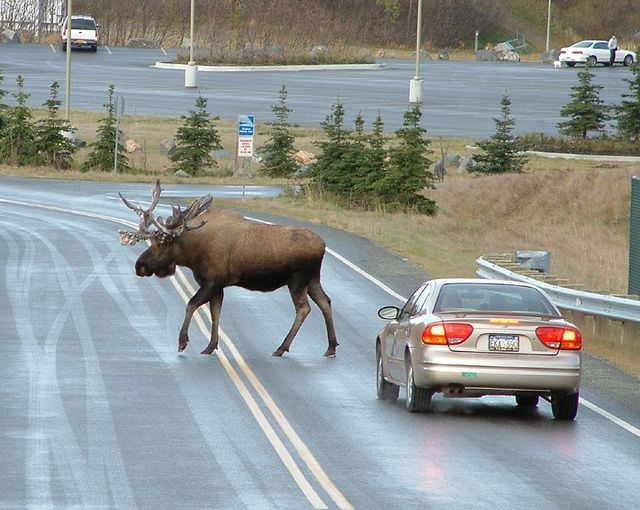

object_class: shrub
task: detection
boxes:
[36,81,77,169]
[473,93,527,174]
[0,74,39,166]
[260,84,297,178]
[83,85,129,172]
[170,95,222,176]
[614,63,640,141]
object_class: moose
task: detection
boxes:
[118,180,339,357]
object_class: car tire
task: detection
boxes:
[376,343,399,401]
[551,392,579,420]
[515,394,539,407]
[624,55,634,67]
[405,354,431,413]
[61,43,67,52]
[566,62,576,67]
[586,55,597,67]
[92,46,98,53]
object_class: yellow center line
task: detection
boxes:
[174,269,354,510]
[169,272,328,509]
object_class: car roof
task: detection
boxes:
[420,278,541,290]
[70,15,96,20]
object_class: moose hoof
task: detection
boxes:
[271,348,286,357]
[324,349,337,358]
[178,341,189,352]
[200,346,218,355]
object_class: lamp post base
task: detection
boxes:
[409,78,423,104]
[185,62,198,88]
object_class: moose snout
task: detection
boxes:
[135,259,153,277]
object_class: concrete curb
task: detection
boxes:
[526,150,640,162]
[153,61,385,72]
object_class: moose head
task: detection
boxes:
[118,180,212,278]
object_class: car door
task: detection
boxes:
[388,284,430,381]
[593,41,609,62]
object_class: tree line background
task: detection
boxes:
[13,0,638,51]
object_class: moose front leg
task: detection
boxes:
[201,288,224,354]
[178,284,215,352]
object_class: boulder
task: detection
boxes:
[443,152,461,167]
[174,170,189,178]
[500,51,520,62]
[124,139,142,153]
[476,50,497,61]
[1,29,21,44]
[309,45,330,59]
[429,160,446,181]
[293,150,316,166]
[294,165,312,179]
[437,49,449,61]
[159,138,176,156]
[540,50,559,63]
[126,38,158,49]
[458,155,476,173]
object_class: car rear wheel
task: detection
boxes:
[405,355,431,413]
[516,394,539,407]
[376,343,399,401]
[586,55,597,67]
[566,62,576,67]
[624,55,634,67]
[551,392,579,420]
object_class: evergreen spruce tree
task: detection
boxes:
[473,93,527,174]
[170,95,222,176]
[310,101,356,195]
[36,81,76,169]
[351,112,388,206]
[557,64,609,139]
[260,84,297,177]
[0,74,38,165]
[375,105,436,214]
[83,85,129,172]
[614,64,640,141]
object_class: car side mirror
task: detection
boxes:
[378,306,400,320]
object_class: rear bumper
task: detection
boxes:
[411,347,581,394]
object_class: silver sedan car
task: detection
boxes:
[376,278,582,420]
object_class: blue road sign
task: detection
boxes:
[238,114,255,137]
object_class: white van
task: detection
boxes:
[60,15,99,52]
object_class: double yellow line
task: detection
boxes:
[170,268,354,510]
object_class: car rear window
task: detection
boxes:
[434,283,558,315]
[572,41,593,48]
[71,19,96,30]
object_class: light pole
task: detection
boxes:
[409,0,423,103]
[185,0,198,87]
[546,0,552,53]
[64,0,72,119]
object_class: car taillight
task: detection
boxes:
[422,323,473,345]
[63,28,67,37]
[574,51,583,54]
[559,50,565,54]
[536,327,582,350]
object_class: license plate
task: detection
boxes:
[76,40,86,44]
[488,335,519,352]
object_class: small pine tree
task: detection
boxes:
[0,74,39,165]
[260,84,297,177]
[83,85,129,172]
[0,71,7,141]
[36,81,77,169]
[614,63,640,141]
[473,93,527,174]
[557,64,609,139]
[310,101,356,195]
[374,105,436,214]
[170,95,222,176]
[350,112,388,206]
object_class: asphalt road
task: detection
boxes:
[2,176,640,509]
[0,43,636,137]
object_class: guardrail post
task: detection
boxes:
[621,320,639,345]
[593,315,609,342]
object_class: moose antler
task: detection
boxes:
[118,180,212,246]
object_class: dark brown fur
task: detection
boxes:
[135,207,338,357]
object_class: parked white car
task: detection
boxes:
[60,15,99,52]
[559,40,637,67]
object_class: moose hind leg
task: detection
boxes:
[202,288,223,355]
[308,281,339,357]
[178,285,214,352]
[272,285,311,357]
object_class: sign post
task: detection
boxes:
[113,95,125,175]
[236,114,255,180]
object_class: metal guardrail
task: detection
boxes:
[476,256,640,324]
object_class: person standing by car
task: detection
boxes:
[608,34,618,65]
